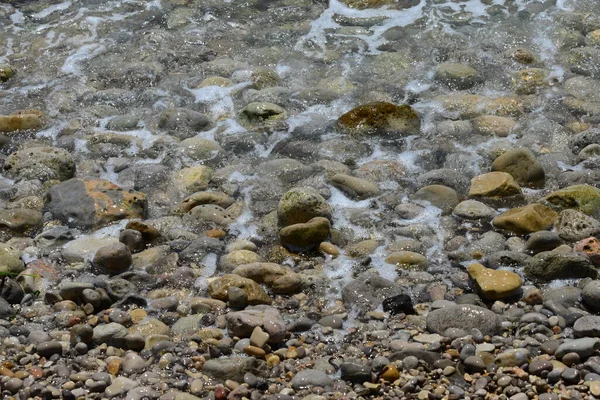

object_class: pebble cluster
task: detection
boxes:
[2,0,600,399]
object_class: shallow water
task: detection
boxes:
[1,0,600,295]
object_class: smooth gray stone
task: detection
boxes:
[574,315,600,337]
[426,304,502,336]
[36,341,63,357]
[291,369,332,389]
[555,338,600,360]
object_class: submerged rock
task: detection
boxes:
[46,178,147,230]
[4,147,75,182]
[342,272,405,314]
[336,102,421,137]
[279,217,331,252]
[434,62,482,90]
[277,187,332,227]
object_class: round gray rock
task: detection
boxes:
[426,304,502,336]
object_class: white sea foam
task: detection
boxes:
[32,1,72,20]
[61,43,106,76]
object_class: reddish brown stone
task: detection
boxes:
[574,237,600,265]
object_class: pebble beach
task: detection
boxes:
[2,0,600,399]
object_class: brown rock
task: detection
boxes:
[0,113,43,133]
[385,251,427,270]
[279,217,331,251]
[93,242,132,275]
[207,274,272,305]
[330,174,380,200]
[471,115,517,137]
[410,184,460,215]
[493,204,558,235]
[491,148,545,189]
[0,208,42,241]
[469,172,522,201]
[336,102,421,137]
[172,191,235,215]
[232,262,302,294]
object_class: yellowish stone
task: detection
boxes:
[467,262,522,300]
[468,172,522,199]
[380,364,399,382]
[319,242,339,256]
[385,251,427,270]
[129,309,147,323]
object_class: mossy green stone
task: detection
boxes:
[0,243,25,275]
[0,64,15,82]
[540,185,600,219]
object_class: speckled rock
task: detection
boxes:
[277,187,332,227]
[0,243,25,275]
[202,357,268,382]
[426,304,502,336]
[0,208,43,240]
[525,251,597,281]
[232,263,302,294]
[556,209,600,242]
[207,274,272,305]
[452,200,496,220]
[471,115,517,137]
[0,112,43,133]
[4,147,75,182]
[574,237,600,265]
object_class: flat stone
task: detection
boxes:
[202,357,268,382]
[555,338,600,360]
[291,369,332,389]
[493,204,558,235]
[330,173,380,200]
[525,251,597,281]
